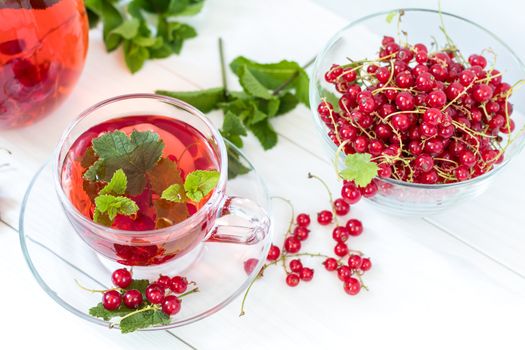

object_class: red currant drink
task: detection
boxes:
[61,115,220,266]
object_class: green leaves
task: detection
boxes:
[161,184,184,203]
[85,130,164,195]
[184,170,220,202]
[99,169,127,195]
[156,56,310,152]
[85,0,203,73]
[162,169,220,203]
[88,278,171,333]
[339,153,379,187]
[156,87,226,113]
[94,195,139,221]
[120,308,170,333]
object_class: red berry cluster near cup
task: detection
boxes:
[80,268,198,333]
[240,174,372,315]
[318,34,520,185]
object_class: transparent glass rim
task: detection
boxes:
[53,93,229,237]
[310,8,525,190]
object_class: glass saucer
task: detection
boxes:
[19,143,272,331]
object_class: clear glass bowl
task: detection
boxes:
[310,8,525,216]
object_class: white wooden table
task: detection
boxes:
[1,0,525,349]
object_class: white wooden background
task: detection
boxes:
[1,0,525,349]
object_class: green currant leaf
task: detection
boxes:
[89,303,136,321]
[86,130,164,195]
[339,153,378,187]
[120,308,170,333]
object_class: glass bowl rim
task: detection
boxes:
[310,7,525,190]
[53,93,229,237]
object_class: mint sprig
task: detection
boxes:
[162,169,219,203]
[156,42,312,151]
[85,0,203,73]
[339,153,379,187]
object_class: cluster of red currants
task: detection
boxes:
[265,203,372,295]
[101,268,191,316]
[318,35,517,184]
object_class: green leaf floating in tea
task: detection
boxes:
[84,130,164,195]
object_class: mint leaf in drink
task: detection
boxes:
[86,130,164,195]
[184,170,220,202]
[99,169,127,195]
[94,194,139,222]
[238,65,273,99]
[156,87,226,113]
[120,308,170,333]
[249,120,278,150]
[161,184,184,203]
[339,153,378,187]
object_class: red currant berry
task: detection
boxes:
[459,69,476,86]
[426,90,447,108]
[377,163,392,178]
[423,108,442,126]
[296,213,311,227]
[289,259,303,273]
[317,210,333,225]
[284,236,301,253]
[300,267,314,282]
[361,182,378,198]
[395,71,414,88]
[123,289,143,309]
[392,113,411,131]
[468,54,487,68]
[323,257,338,271]
[472,84,493,103]
[341,183,362,204]
[267,244,281,261]
[286,273,300,287]
[293,226,310,241]
[333,198,350,216]
[353,135,369,153]
[145,283,165,304]
[344,277,361,295]
[170,276,188,294]
[375,66,390,84]
[111,268,132,289]
[244,258,259,275]
[346,219,363,236]
[162,295,181,315]
[102,290,122,311]
[157,275,171,289]
[415,72,435,92]
[414,154,434,172]
[455,165,470,181]
[360,257,372,271]
[348,254,363,269]
[337,265,352,281]
[332,226,349,243]
[341,69,357,82]
[395,91,415,111]
[334,242,349,257]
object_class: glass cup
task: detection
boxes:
[53,94,271,266]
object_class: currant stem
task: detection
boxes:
[271,196,295,235]
[75,279,118,294]
[118,305,158,323]
[307,172,339,225]
[179,287,199,298]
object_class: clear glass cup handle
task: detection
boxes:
[206,196,270,245]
